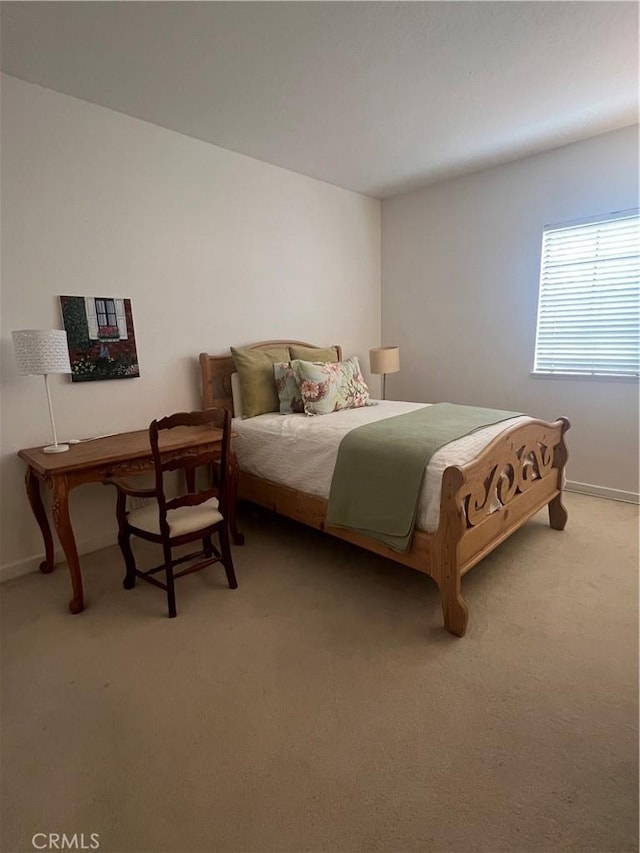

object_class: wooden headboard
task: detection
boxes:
[199,340,343,414]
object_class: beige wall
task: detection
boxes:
[381,125,639,498]
[0,76,381,578]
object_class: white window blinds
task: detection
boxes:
[533,210,640,377]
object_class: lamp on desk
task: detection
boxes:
[369,346,400,400]
[12,329,72,453]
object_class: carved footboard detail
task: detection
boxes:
[463,427,558,528]
[434,417,570,636]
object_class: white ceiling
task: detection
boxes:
[1,1,638,198]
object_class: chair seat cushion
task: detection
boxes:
[128,497,223,537]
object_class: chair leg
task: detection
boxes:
[119,529,137,590]
[163,545,177,618]
[219,523,238,590]
[203,533,213,558]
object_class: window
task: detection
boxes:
[84,296,128,341]
[533,210,639,378]
[95,298,117,330]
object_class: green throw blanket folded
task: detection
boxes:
[326,403,522,551]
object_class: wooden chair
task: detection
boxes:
[107,408,237,617]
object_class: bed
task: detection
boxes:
[199,340,570,637]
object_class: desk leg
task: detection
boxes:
[25,468,55,574]
[228,449,244,546]
[51,477,85,614]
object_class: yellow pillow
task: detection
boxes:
[230,346,291,418]
[288,345,339,362]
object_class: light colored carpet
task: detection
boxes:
[1,492,637,853]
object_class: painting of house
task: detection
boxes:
[60,295,140,381]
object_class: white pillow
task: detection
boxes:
[230,372,243,418]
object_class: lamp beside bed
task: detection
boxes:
[369,346,400,400]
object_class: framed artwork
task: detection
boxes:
[60,295,140,382]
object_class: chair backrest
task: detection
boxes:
[148,408,231,534]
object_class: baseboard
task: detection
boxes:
[565,480,639,505]
[0,532,118,584]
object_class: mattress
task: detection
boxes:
[232,401,530,534]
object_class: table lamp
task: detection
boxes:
[12,329,72,453]
[369,346,400,400]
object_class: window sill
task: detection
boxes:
[530,371,639,383]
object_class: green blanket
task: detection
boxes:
[326,403,521,551]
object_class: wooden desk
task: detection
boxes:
[18,427,244,614]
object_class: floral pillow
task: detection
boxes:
[273,362,304,414]
[291,356,372,416]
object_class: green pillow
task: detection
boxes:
[288,345,339,362]
[230,346,291,418]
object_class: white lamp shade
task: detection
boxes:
[369,346,400,375]
[12,329,72,375]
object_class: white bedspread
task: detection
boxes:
[232,401,530,533]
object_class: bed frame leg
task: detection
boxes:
[548,495,568,530]
[549,416,570,532]
[439,583,469,637]
[435,465,468,637]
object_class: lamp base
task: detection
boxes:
[43,443,70,454]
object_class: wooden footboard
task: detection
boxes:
[238,417,570,638]
[430,417,570,636]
